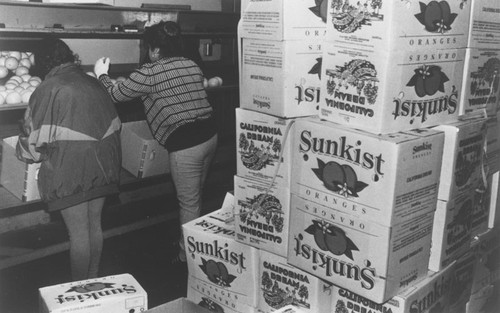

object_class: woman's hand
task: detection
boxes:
[94,57,110,78]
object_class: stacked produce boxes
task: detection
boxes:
[184,0,500,312]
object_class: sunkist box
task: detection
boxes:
[459,48,500,116]
[291,118,444,228]
[330,251,476,313]
[187,276,256,313]
[239,0,327,41]
[239,38,322,118]
[287,194,435,304]
[319,41,465,134]
[120,120,169,178]
[183,208,259,307]
[234,175,290,258]
[1,135,41,202]
[325,0,471,51]
[39,273,147,313]
[257,250,332,313]
[467,0,500,49]
[433,115,487,203]
[235,108,296,187]
[429,190,476,272]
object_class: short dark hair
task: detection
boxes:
[142,21,184,58]
[33,38,78,78]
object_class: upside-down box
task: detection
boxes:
[182,208,259,307]
[234,175,291,258]
[319,42,465,134]
[459,48,500,116]
[1,135,41,202]
[39,273,147,313]
[257,249,332,313]
[235,108,296,187]
[239,38,322,118]
[288,194,434,304]
[120,120,169,178]
[325,0,471,51]
[330,251,476,312]
[239,0,326,41]
[291,118,444,227]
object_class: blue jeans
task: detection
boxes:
[169,134,218,261]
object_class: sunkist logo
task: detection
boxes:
[54,282,137,304]
[295,56,322,108]
[299,129,385,183]
[238,123,283,171]
[261,261,312,309]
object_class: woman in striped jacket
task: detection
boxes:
[94,21,218,265]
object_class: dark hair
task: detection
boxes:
[33,38,79,78]
[142,21,184,58]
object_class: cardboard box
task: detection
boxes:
[331,252,476,312]
[291,118,444,227]
[145,298,211,313]
[470,173,493,238]
[39,273,147,313]
[1,135,41,202]
[183,208,260,307]
[319,41,465,134]
[120,120,169,178]
[257,250,332,313]
[429,192,475,272]
[239,0,326,41]
[239,38,321,118]
[467,0,500,49]
[269,305,308,313]
[459,48,500,116]
[470,228,500,294]
[235,108,296,187]
[325,0,471,51]
[234,175,291,258]
[187,276,257,313]
[287,194,434,304]
[433,115,488,203]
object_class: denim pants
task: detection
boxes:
[169,134,218,260]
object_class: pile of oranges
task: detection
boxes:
[0,51,41,106]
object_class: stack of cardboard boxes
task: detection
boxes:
[184,0,500,312]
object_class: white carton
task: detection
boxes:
[257,250,332,313]
[120,120,169,178]
[239,0,327,41]
[429,191,475,272]
[183,208,260,307]
[234,175,291,258]
[39,273,147,313]
[287,195,434,304]
[240,38,322,118]
[325,0,471,51]
[470,228,500,294]
[459,48,500,116]
[319,41,465,134]
[433,115,487,203]
[187,276,256,313]
[235,108,296,187]
[1,135,41,202]
[291,118,444,227]
[330,252,476,313]
[467,0,500,49]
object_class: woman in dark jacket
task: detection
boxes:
[16,38,121,280]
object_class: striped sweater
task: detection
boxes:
[99,57,215,151]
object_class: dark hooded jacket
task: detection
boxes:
[17,63,121,211]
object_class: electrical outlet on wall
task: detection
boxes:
[199,39,222,61]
